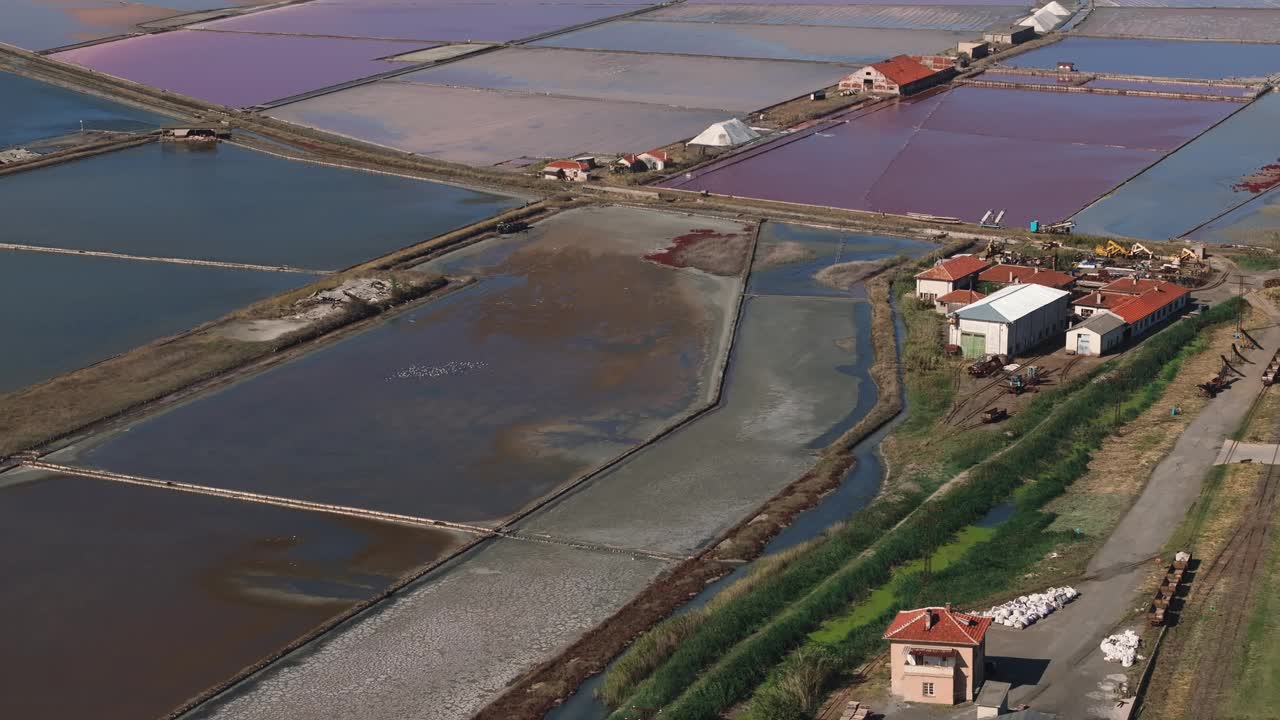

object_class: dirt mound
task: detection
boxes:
[645,227,754,276]
[813,259,889,291]
[754,241,816,269]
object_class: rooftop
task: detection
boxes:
[1074,311,1126,335]
[1111,283,1189,324]
[979,264,1075,289]
[976,680,1012,708]
[1073,291,1132,310]
[915,255,990,282]
[952,283,1070,324]
[885,606,993,646]
[937,289,987,304]
[872,55,940,86]
[1101,276,1166,295]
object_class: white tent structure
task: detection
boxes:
[687,118,760,148]
[1018,7,1064,32]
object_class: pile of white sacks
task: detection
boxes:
[1101,629,1142,667]
[971,586,1080,629]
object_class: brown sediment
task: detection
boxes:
[469,258,915,720]
[1234,161,1280,194]
[643,226,754,277]
[754,240,817,270]
[813,259,892,292]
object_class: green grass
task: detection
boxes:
[809,523,998,645]
[1226,524,1280,718]
[1232,251,1280,271]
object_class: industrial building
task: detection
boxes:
[1072,291,1133,318]
[884,605,992,705]
[984,25,1038,46]
[1108,281,1190,337]
[948,283,1072,358]
[914,255,990,303]
[542,160,591,182]
[1066,312,1126,356]
[839,55,955,97]
[959,41,990,60]
[979,264,1076,290]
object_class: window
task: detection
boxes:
[923,682,935,697]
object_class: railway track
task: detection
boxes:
[1180,383,1280,718]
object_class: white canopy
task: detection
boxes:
[687,118,760,148]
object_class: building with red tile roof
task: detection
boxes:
[1072,291,1132,318]
[934,288,986,314]
[914,255,990,302]
[839,54,955,96]
[885,605,992,704]
[978,264,1075,290]
[1100,276,1165,296]
[542,160,591,182]
[1109,282,1190,333]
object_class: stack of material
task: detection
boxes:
[1101,630,1142,667]
[1175,551,1191,564]
[972,587,1080,629]
[838,701,871,720]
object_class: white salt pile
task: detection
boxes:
[1101,629,1142,667]
[972,586,1079,629]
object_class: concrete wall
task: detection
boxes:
[916,277,953,302]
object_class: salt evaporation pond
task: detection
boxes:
[186,537,672,720]
[520,225,932,555]
[748,222,933,298]
[1074,93,1280,240]
[1001,36,1280,79]
[54,30,433,107]
[0,0,274,50]
[532,21,971,64]
[1095,0,1280,8]
[194,0,652,43]
[402,46,855,112]
[0,70,167,148]
[1189,187,1280,246]
[58,207,745,525]
[663,86,1232,228]
[0,142,519,269]
[0,468,468,720]
[643,3,1029,31]
[0,249,315,394]
[269,81,727,166]
[1079,7,1280,42]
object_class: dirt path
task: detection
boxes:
[989,293,1280,719]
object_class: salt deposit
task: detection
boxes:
[1101,629,1142,667]
[973,586,1079,629]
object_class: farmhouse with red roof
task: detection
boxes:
[885,605,993,704]
[839,54,956,96]
[914,255,990,303]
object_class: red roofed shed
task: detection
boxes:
[885,606,992,705]
[979,264,1075,290]
[839,54,955,96]
[914,255,990,302]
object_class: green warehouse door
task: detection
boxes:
[961,332,986,359]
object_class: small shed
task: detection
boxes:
[1066,311,1125,357]
[959,41,990,60]
[687,118,760,149]
[935,289,987,315]
[975,680,1011,719]
[638,150,669,171]
[984,25,1037,45]
[161,122,231,141]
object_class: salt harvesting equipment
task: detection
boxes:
[1030,220,1074,234]
[979,209,1006,228]
[981,407,1008,424]
[1095,240,1128,258]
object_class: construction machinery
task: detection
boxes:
[1129,242,1155,259]
[969,355,1005,378]
[1030,219,1075,234]
[1008,374,1028,395]
[1199,356,1244,397]
[1095,240,1128,258]
[983,238,1005,261]
[979,209,1006,229]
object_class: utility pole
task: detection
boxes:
[1229,274,1256,332]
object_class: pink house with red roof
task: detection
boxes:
[884,605,992,704]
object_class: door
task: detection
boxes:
[961,332,986,359]
[1076,333,1091,356]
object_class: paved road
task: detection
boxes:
[989,290,1280,720]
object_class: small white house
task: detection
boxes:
[948,283,1071,359]
[914,255,990,303]
[1066,311,1126,357]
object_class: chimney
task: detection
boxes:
[946,602,952,613]
[925,611,934,630]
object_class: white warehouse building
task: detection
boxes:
[948,283,1071,359]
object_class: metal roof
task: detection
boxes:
[1074,311,1126,335]
[976,680,1012,707]
[952,283,1069,324]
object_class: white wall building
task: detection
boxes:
[1066,311,1126,357]
[948,284,1071,359]
[914,255,990,304]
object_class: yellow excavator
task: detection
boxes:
[1094,240,1127,258]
